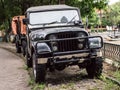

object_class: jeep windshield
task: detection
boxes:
[29,10,80,25]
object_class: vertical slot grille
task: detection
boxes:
[57,32,78,52]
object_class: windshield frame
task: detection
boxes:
[28,9,80,26]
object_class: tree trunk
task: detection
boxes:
[40,0,44,5]
[58,0,65,4]
[100,9,102,29]
[1,0,4,9]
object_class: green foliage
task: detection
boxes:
[99,75,120,90]
[33,84,45,90]
[0,24,5,30]
[111,2,120,24]
[101,17,112,26]
[66,0,108,17]
[113,70,120,81]
[104,1,120,26]
[95,0,108,10]
[88,11,99,27]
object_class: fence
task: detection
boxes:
[102,42,120,62]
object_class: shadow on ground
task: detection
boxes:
[44,66,90,85]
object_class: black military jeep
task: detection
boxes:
[23,5,103,83]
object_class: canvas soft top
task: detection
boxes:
[26,5,78,12]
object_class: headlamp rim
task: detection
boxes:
[89,37,103,49]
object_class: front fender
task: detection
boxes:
[35,43,51,54]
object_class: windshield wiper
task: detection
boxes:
[43,21,58,26]
[42,21,58,28]
[67,15,77,24]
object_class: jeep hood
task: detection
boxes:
[29,26,88,40]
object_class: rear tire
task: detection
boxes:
[86,57,103,78]
[21,40,26,56]
[32,53,46,83]
[15,35,21,53]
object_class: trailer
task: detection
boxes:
[11,16,27,56]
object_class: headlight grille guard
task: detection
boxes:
[35,36,103,56]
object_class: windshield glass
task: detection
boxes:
[29,10,79,25]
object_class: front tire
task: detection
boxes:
[86,57,103,78]
[32,53,46,83]
[26,50,32,68]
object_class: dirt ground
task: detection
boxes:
[0,42,119,90]
[43,66,105,90]
[0,48,31,90]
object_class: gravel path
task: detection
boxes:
[0,48,30,90]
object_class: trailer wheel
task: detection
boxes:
[16,42,21,53]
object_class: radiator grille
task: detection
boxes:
[47,32,87,52]
[57,32,78,52]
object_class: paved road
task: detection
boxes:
[91,32,120,45]
[0,48,30,90]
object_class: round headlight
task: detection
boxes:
[78,43,83,49]
[49,35,58,51]
[52,45,58,51]
[49,35,57,40]
[51,42,58,51]
[77,33,86,42]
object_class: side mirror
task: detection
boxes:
[74,20,81,25]
[74,20,84,27]
[23,18,29,25]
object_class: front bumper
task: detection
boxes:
[35,36,103,64]
[37,51,102,64]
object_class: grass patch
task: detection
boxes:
[104,79,120,90]
[27,71,46,90]
[23,65,29,70]
[99,74,120,90]
[28,78,45,90]
[33,83,45,90]
[113,70,120,81]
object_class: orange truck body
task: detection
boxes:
[11,16,26,35]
